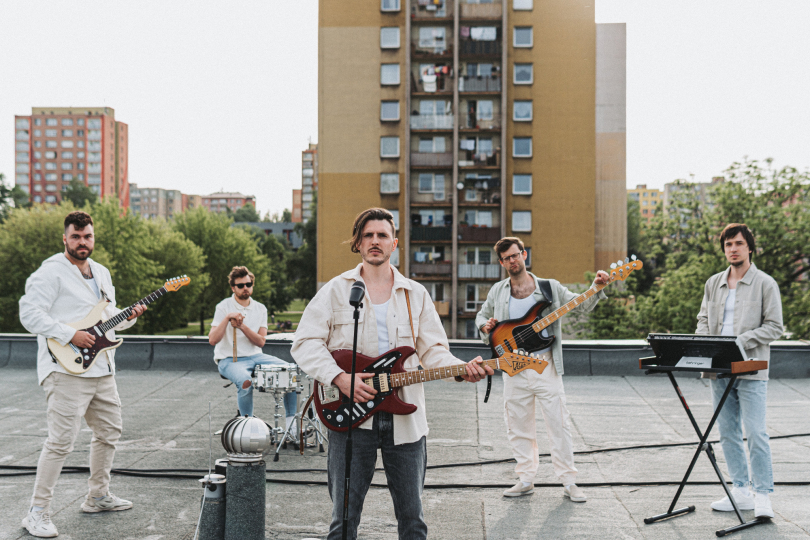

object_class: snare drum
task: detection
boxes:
[254,363,300,392]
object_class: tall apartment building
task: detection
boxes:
[201,191,256,213]
[292,189,303,222]
[318,0,623,338]
[14,107,129,206]
[628,184,661,222]
[129,183,184,219]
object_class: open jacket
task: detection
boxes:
[475,273,605,375]
[696,263,783,381]
[19,253,137,384]
[291,263,464,445]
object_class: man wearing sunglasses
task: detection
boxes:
[476,237,608,502]
[209,266,297,424]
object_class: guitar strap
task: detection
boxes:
[404,289,417,350]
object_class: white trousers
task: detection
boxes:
[502,361,577,485]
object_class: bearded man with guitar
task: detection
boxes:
[292,207,493,540]
[477,237,609,502]
[18,211,147,538]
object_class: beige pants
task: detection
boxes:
[32,372,122,509]
[503,362,578,485]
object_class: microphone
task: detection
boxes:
[349,281,365,307]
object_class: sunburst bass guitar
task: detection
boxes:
[47,275,191,374]
[314,346,550,431]
[489,257,642,358]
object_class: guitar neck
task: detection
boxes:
[98,286,167,333]
[389,358,501,388]
[530,280,609,335]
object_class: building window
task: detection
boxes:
[418,136,446,153]
[16,163,30,173]
[62,151,73,159]
[417,208,446,226]
[463,209,492,227]
[15,152,29,162]
[524,247,532,267]
[46,118,58,126]
[45,173,57,181]
[466,284,491,312]
[418,173,446,200]
[61,118,73,126]
[514,100,532,121]
[513,137,532,157]
[61,140,74,148]
[16,142,28,151]
[45,162,57,170]
[34,141,42,148]
[514,63,533,84]
[380,173,400,194]
[514,27,533,47]
[513,174,532,195]
[380,136,400,158]
[380,101,400,121]
[62,173,73,181]
[45,129,57,137]
[77,140,84,148]
[16,174,29,184]
[16,118,30,128]
[61,130,72,137]
[77,151,85,159]
[34,118,42,126]
[77,118,85,126]
[46,141,57,148]
[381,0,400,11]
[88,118,101,129]
[512,211,532,232]
[476,100,493,121]
[390,247,400,266]
[380,27,400,48]
[388,210,400,230]
[513,0,533,9]
[381,64,400,85]
[61,162,73,170]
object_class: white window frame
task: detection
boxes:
[380,136,400,158]
[512,211,532,232]
[381,64,401,85]
[465,283,491,312]
[388,210,400,230]
[380,173,400,194]
[514,63,533,85]
[418,173,446,200]
[513,137,532,158]
[513,27,533,48]
[380,27,400,49]
[476,100,493,121]
[380,100,400,121]
[513,100,532,121]
[513,0,533,9]
[513,174,532,195]
[381,0,400,12]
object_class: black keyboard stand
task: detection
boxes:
[643,370,767,537]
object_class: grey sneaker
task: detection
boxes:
[711,486,754,512]
[81,493,133,513]
[503,482,534,497]
[22,508,58,538]
[564,484,587,502]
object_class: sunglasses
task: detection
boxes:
[234,282,254,289]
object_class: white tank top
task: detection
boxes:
[372,299,391,355]
[721,289,736,336]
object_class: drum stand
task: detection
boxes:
[273,385,329,462]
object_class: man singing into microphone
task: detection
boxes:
[292,208,493,540]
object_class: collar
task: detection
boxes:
[505,271,540,289]
[721,262,758,288]
[230,294,253,310]
[340,263,414,291]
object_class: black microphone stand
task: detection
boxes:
[341,296,362,540]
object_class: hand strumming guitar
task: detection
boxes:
[333,372,377,403]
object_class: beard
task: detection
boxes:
[67,245,92,261]
[363,250,390,266]
[730,259,746,268]
[506,263,524,277]
[237,289,252,300]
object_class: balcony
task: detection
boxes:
[411,42,453,59]
[411,226,452,241]
[459,115,501,130]
[458,225,501,242]
[411,152,454,168]
[458,150,500,168]
[412,0,452,19]
[460,1,502,19]
[411,262,452,276]
[434,300,451,316]
[411,71,453,94]
[458,76,501,93]
[459,40,502,57]
[458,264,501,279]
[410,114,454,130]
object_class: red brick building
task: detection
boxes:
[201,191,256,213]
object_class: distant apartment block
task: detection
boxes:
[202,192,256,213]
[14,107,129,206]
[663,177,724,214]
[293,143,318,223]
[232,222,304,249]
[628,184,661,222]
[129,184,183,219]
[183,193,203,210]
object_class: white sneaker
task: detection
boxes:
[81,492,133,513]
[711,486,754,511]
[503,482,534,497]
[22,508,58,538]
[564,484,587,502]
[754,492,774,518]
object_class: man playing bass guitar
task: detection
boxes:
[476,237,608,501]
[292,207,492,540]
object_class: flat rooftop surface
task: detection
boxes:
[1,369,809,539]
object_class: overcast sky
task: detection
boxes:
[2,1,809,216]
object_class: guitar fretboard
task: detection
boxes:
[389,358,501,388]
[98,287,167,334]
[530,279,612,335]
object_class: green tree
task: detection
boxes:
[232,202,261,223]
[0,173,31,222]
[287,203,317,301]
[62,178,98,208]
[281,208,292,223]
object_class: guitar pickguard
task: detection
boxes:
[511,319,554,353]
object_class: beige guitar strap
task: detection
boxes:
[404,289,417,349]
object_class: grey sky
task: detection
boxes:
[2,1,809,217]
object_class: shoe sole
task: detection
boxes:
[564,493,587,503]
[711,503,755,512]
[755,510,774,519]
[22,517,58,538]
[503,489,534,497]
[81,503,133,513]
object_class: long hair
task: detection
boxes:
[346,208,397,254]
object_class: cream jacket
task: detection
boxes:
[696,263,783,380]
[19,253,137,384]
[291,263,465,445]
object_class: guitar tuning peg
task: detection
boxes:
[610,263,617,269]
[631,254,637,261]
[624,257,629,263]
[616,260,623,266]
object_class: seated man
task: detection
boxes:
[209,266,297,428]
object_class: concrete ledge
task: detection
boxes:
[1,334,808,377]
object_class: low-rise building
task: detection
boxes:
[202,191,256,213]
[628,184,662,221]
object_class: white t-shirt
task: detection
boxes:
[372,300,391,356]
[509,294,551,356]
[211,296,268,361]
[721,289,736,336]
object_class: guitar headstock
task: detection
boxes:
[499,351,550,377]
[164,275,191,292]
[607,255,644,282]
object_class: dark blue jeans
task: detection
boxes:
[326,412,427,540]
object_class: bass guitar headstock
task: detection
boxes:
[498,351,550,377]
[164,275,191,292]
[607,255,643,282]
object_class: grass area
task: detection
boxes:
[156,300,308,336]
